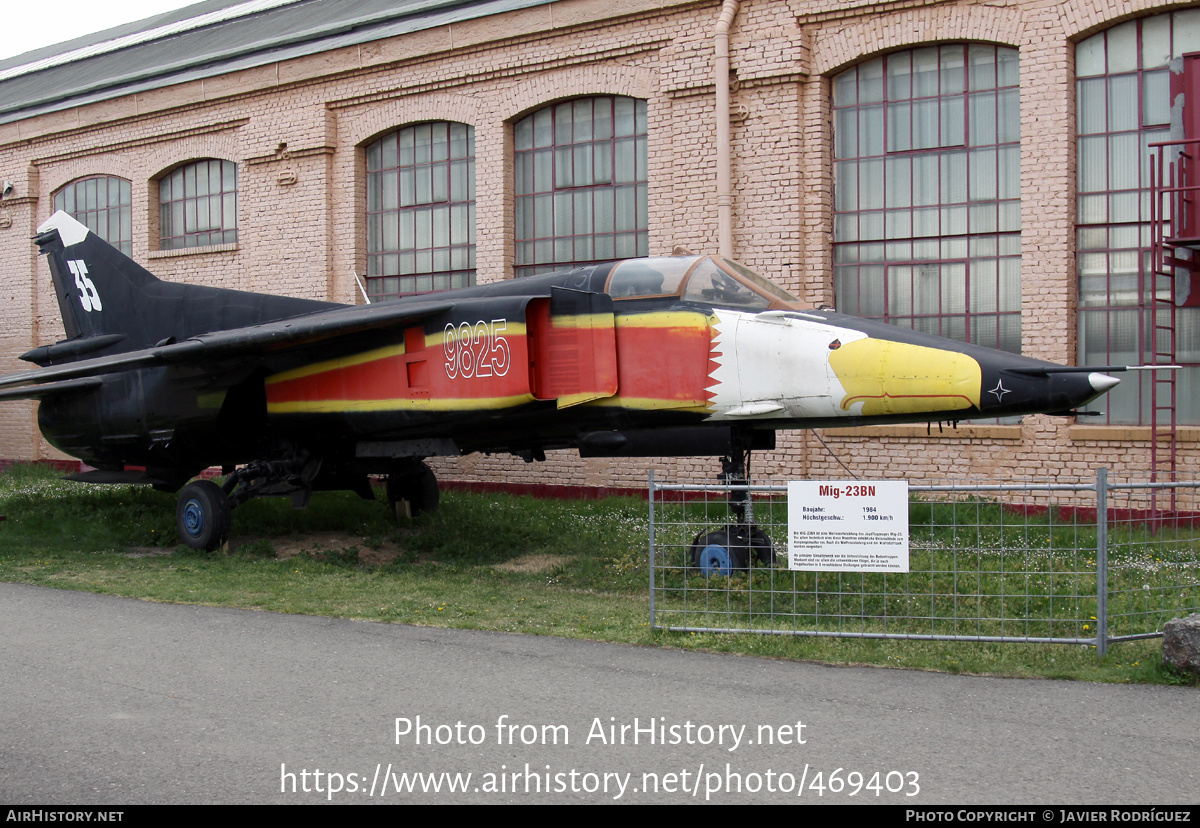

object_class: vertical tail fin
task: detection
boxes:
[34,210,160,345]
[29,210,340,365]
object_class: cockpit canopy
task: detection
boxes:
[603,255,799,309]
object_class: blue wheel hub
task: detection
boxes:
[182,499,205,537]
[696,543,733,577]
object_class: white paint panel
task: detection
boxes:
[708,311,868,421]
[37,210,90,247]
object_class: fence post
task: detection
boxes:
[648,469,656,630]
[1095,467,1109,657]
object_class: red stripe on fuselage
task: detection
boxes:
[267,334,533,407]
[264,311,716,411]
[608,316,714,404]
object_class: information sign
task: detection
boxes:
[787,481,910,572]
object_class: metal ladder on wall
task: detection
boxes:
[1147,139,1189,506]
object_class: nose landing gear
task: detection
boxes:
[689,430,775,575]
[690,524,774,576]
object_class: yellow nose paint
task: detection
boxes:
[829,337,982,416]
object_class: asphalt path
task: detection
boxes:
[1,582,1196,805]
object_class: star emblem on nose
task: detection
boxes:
[989,380,1010,403]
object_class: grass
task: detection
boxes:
[0,462,1195,686]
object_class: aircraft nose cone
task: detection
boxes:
[1089,372,1120,393]
[977,365,1120,417]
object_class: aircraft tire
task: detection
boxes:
[748,526,775,565]
[176,480,232,551]
[690,529,749,576]
[386,463,440,518]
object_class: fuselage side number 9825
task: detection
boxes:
[444,320,511,379]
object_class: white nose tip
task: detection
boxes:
[1088,372,1120,393]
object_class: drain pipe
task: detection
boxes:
[714,0,739,259]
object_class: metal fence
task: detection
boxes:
[647,469,1200,655]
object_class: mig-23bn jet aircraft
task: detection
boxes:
[0,211,1121,562]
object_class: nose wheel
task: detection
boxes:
[690,525,774,575]
[692,530,743,576]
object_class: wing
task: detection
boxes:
[0,299,454,400]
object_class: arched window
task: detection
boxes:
[1076,11,1200,424]
[158,159,237,250]
[366,122,475,300]
[833,45,1021,354]
[52,176,132,255]
[513,96,647,278]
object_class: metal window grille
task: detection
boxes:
[514,96,648,278]
[1076,12,1200,425]
[365,122,476,300]
[158,159,237,250]
[52,176,133,256]
[832,44,1021,355]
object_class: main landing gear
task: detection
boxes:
[174,455,442,551]
[386,460,439,518]
[174,455,320,551]
[176,480,232,552]
[689,432,776,577]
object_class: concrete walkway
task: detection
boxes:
[1,582,1196,804]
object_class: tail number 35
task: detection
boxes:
[68,260,103,312]
[444,320,511,379]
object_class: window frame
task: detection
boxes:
[513,95,649,278]
[831,44,1022,355]
[1075,11,1200,425]
[52,175,133,256]
[365,121,476,300]
[158,159,238,251]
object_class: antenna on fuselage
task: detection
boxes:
[352,269,371,304]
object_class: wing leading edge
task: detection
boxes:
[0,299,455,400]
